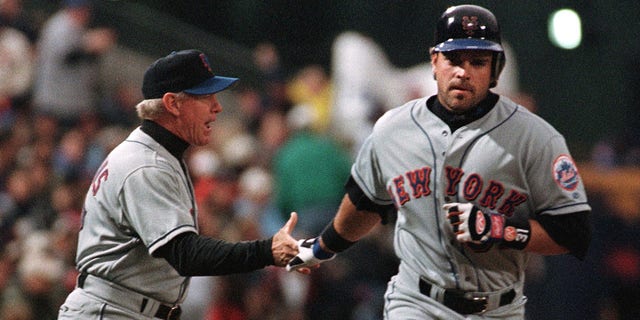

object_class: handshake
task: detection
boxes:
[284,216,356,273]
[286,237,336,272]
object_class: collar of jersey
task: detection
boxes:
[140,119,190,160]
[427,92,498,132]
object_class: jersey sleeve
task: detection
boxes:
[351,134,394,205]
[527,134,591,216]
[120,167,197,254]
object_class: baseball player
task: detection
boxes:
[287,5,592,319]
[58,49,303,320]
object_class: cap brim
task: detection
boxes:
[433,38,503,52]
[184,76,239,95]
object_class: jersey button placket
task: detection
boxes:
[442,130,450,156]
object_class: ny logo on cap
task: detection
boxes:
[199,53,213,74]
[461,16,479,36]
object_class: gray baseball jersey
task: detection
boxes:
[351,95,590,318]
[76,127,197,304]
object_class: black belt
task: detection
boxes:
[77,273,181,320]
[419,278,515,315]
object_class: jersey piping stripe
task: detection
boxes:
[410,102,461,288]
[382,276,397,319]
[456,105,520,189]
[352,170,392,204]
[147,225,196,250]
[452,104,519,287]
[537,201,591,215]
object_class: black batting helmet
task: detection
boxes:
[431,4,505,87]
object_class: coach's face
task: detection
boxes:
[431,50,493,113]
[173,93,223,146]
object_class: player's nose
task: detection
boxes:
[453,65,470,79]
[208,94,223,113]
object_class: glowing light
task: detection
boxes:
[548,9,582,50]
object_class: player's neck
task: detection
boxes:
[141,120,190,160]
[428,93,498,131]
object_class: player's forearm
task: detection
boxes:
[529,210,591,259]
[336,195,382,241]
[319,194,381,252]
[524,220,568,255]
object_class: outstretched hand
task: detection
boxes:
[271,212,312,274]
[286,237,335,273]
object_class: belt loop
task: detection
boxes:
[77,272,88,288]
[433,285,446,302]
[140,298,148,313]
[418,277,430,297]
[144,299,161,318]
[499,289,516,306]
[419,277,446,302]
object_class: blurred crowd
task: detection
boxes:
[0,1,638,320]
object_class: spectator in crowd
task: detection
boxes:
[0,0,37,43]
[255,109,289,168]
[31,0,115,131]
[286,65,333,134]
[96,81,142,129]
[0,15,34,121]
[0,244,33,320]
[273,103,352,238]
[253,41,288,111]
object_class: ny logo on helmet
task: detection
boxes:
[461,16,479,36]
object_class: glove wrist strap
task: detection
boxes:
[498,217,531,250]
[320,220,356,253]
[312,240,335,259]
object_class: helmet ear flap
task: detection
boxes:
[490,52,506,88]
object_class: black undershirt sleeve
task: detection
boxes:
[536,210,592,260]
[154,232,274,276]
[345,175,396,224]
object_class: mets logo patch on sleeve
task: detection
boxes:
[552,154,580,191]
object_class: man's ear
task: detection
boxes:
[430,52,438,80]
[162,92,180,116]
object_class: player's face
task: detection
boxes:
[175,93,223,146]
[431,50,493,113]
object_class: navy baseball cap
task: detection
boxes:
[142,49,239,99]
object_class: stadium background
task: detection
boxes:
[6,1,640,319]
[27,0,640,159]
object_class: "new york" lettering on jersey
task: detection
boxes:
[387,165,528,217]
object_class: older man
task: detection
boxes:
[58,49,302,320]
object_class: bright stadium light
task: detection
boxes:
[548,9,582,50]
